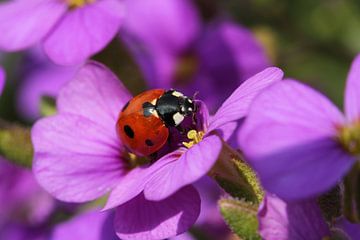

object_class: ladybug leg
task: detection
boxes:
[176,125,186,134]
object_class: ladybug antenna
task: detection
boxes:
[192,91,199,100]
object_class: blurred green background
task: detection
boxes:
[1,0,360,121]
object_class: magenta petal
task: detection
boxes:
[345,54,360,121]
[57,61,131,132]
[209,67,283,133]
[44,0,124,65]
[104,151,179,210]
[259,194,330,240]
[114,186,200,240]
[144,135,222,201]
[239,80,345,158]
[252,138,354,200]
[121,0,200,86]
[0,0,66,51]
[0,66,5,95]
[52,210,117,240]
[16,63,77,120]
[32,114,126,202]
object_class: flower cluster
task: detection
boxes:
[1,0,360,239]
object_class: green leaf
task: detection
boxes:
[0,121,33,168]
[219,197,261,240]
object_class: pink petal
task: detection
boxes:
[209,67,283,133]
[16,62,78,120]
[0,0,66,51]
[104,151,178,210]
[114,186,200,240]
[345,54,360,121]
[32,114,126,202]
[57,61,131,132]
[251,138,354,200]
[259,194,330,240]
[121,0,200,87]
[0,66,5,95]
[239,80,345,158]
[144,135,222,201]
[52,210,117,240]
[44,0,124,65]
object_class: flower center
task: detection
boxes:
[66,0,95,8]
[337,121,360,155]
[182,130,204,149]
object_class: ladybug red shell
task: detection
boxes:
[116,89,195,156]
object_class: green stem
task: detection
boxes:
[209,141,263,203]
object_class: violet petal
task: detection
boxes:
[114,186,200,240]
[44,0,124,65]
[0,0,66,51]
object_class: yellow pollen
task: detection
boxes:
[182,130,204,149]
[337,121,360,155]
[67,0,95,8]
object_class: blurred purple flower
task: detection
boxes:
[0,66,4,94]
[239,54,360,200]
[0,0,123,65]
[335,217,360,239]
[258,194,330,240]
[121,0,269,111]
[16,48,79,120]
[32,61,282,239]
[51,210,117,240]
[0,158,55,228]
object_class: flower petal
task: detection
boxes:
[52,210,117,240]
[104,151,178,210]
[251,138,354,200]
[345,54,360,121]
[57,61,131,132]
[32,114,126,202]
[258,194,330,240]
[144,135,222,201]
[114,186,200,240]
[16,62,77,120]
[187,21,269,111]
[121,0,200,87]
[0,0,66,51]
[209,67,283,133]
[239,79,345,158]
[0,66,5,95]
[44,0,124,65]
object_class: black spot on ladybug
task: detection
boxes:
[124,125,134,138]
[121,100,130,112]
[142,102,155,117]
[145,139,154,146]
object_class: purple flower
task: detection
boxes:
[239,54,360,200]
[258,194,330,240]
[51,210,117,240]
[0,66,4,92]
[16,48,79,120]
[32,61,282,239]
[0,158,55,228]
[0,0,123,65]
[121,0,269,111]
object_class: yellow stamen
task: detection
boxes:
[337,121,360,155]
[182,130,204,149]
[67,0,95,8]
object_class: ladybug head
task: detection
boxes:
[180,96,195,116]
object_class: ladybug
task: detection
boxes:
[116,89,196,156]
